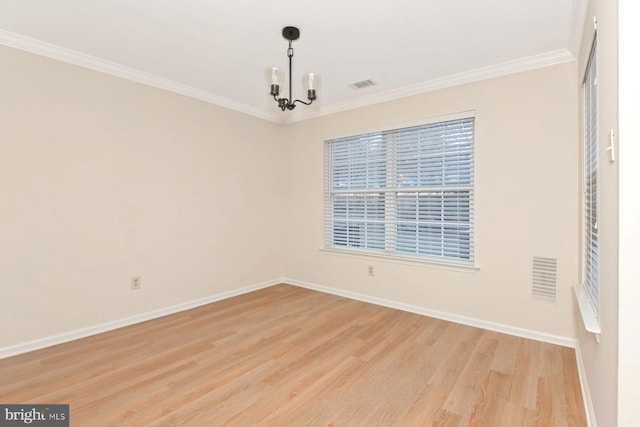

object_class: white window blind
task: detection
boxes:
[324,116,475,265]
[583,37,599,311]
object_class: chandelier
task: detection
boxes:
[270,26,317,111]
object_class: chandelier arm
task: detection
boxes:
[274,95,289,111]
[292,99,313,106]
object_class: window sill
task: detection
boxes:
[573,285,601,342]
[319,247,480,273]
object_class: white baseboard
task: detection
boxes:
[283,277,578,348]
[283,277,596,424]
[574,342,598,427]
[0,277,577,355]
[1,276,594,425]
[0,278,280,359]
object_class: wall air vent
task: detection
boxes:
[348,79,377,89]
[532,257,557,302]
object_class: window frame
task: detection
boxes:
[323,111,476,268]
[582,33,599,314]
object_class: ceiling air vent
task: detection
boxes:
[532,257,557,302]
[348,79,377,89]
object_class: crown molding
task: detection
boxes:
[1,29,574,125]
[0,29,282,123]
[286,48,576,123]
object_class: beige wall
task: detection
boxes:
[0,45,285,348]
[574,0,620,425]
[2,35,599,421]
[282,63,580,339]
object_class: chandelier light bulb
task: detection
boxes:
[306,73,316,90]
[271,68,283,86]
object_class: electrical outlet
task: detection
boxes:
[131,276,141,290]
[368,265,375,276]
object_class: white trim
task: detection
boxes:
[319,248,480,273]
[285,49,576,123]
[287,278,594,425]
[0,29,280,124]
[0,29,574,125]
[0,275,593,424]
[574,342,598,426]
[1,276,576,355]
[290,275,593,423]
[573,285,602,338]
[283,277,577,348]
[0,279,279,359]
[323,115,476,268]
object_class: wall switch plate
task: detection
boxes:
[131,276,141,290]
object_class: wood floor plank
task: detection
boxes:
[0,284,586,426]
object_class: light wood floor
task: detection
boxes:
[0,284,586,426]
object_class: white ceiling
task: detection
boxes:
[0,0,585,123]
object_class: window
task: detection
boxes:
[324,114,475,265]
[583,36,599,311]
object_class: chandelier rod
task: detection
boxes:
[288,39,293,106]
